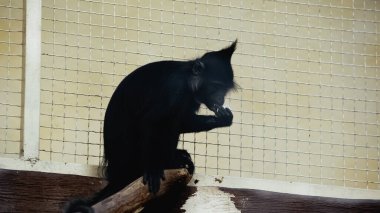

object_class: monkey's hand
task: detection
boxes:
[175,149,195,174]
[213,105,233,127]
[143,169,165,194]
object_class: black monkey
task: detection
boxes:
[64,40,237,212]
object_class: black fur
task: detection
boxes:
[64,40,237,212]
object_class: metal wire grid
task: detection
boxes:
[0,0,24,157]
[180,0,380,189]
[38,0,379,189]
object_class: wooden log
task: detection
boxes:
[92,169,192,213]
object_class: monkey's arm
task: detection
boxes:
[180,108,233,133]
[139,100,181,194]
[139,111,167,194]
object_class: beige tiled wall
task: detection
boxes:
[0,0,374,190]
[0,0,24,158]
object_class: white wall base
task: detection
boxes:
[1,157,379,200]
[0,157,99,177]
[189,174,380,200]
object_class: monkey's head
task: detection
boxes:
[189,40,237,113]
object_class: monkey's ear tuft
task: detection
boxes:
[192,59,205,75]
[189,59,204,92]
[219,39,237,60]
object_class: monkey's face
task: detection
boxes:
[190,40,238,113]
[195,80,233,115]
[204,82,226,107]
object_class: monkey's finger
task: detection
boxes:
[143,174,147,185]
[155,181,160,194]
[161,173,166,181]
[218,107,229,117]
[225,108,233,117]
[219,107,231,118]
[148,178,154,193]
[152,178,160,194]
[149,183,152,193]
[215,106,224,117]
[187,162,195,174]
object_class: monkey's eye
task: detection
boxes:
[205,85,227,98]
[209,80,234,91]
[206,84,221,94]
[210,81,227,87]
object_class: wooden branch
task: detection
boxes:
[92,169,192,213]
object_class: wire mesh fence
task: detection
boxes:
[1,0,379,190]
[0,0,24,158]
